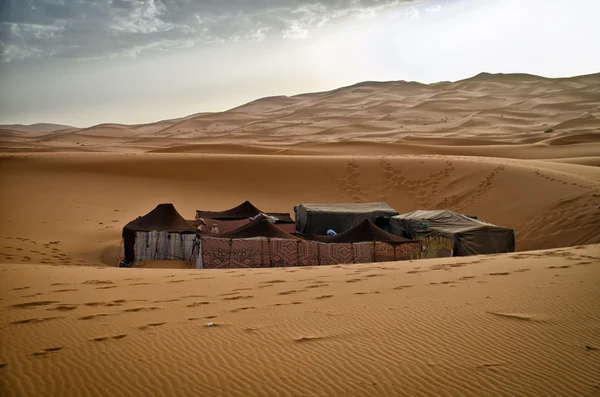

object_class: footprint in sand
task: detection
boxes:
[346,278,364,283]
[547,265,571,269]
[393,285,413,290]
[306,283,329,289]
[122,307,159,313]
[187,301,211,307]
[278,290,303,296]
[222,295,253,301]
[32,347,63,357]
[10,301,59,309]
[230,306,255,313]
[274,301,303,306]
[52,289,79,293]
[92,334,127,342]
[487,272,510,276]
[10,317,62,325]
[12,286,30,291]
[139,322,166,330]
[22,292,43,298]
[78,314,110,320]
[48,305,78,312]
[0,363,7,369]
[83,280,114,285]
[315,295,334,300]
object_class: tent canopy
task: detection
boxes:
[211,216,300,240]
[196,201,294,223]
[294,202,399,235]
[123,203,196,233]
[122,203,197,264]
[390,210,515,256]
[302,219,414,244]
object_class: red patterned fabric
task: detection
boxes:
[375,242,395,262]
[353,242,375,264]
[318,243,353,265]
[394,242,422,261]
[230,238,265,268]
[318,243,337,266]
[201,237,231,269]
[332,243,353,265]
[298,240,319,266]
[260,238,271,267]
[269,238,298,267]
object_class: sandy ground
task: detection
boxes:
[1,72,600,396]
[1,246,599,397]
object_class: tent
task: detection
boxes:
[301,219,414,244]
[390,210,515,256]
[215,216,301,240]
[122,204,198,264]
[294,202,399,235]
[194,201,295,233]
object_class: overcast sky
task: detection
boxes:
[0,0,598,127]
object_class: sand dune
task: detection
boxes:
[1,245,599,397]
[0,72,598,155]
[1,72,600,396]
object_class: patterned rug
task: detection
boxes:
[298,240,319,266]
[353,242,375,263]
[269,238,298,267]
[375,242,395,262]
[201,237,232,269]
[230,238,265,268]
[394,242,423,261]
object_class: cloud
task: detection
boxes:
[425,5,442,13]
[406,6,420,19]
[0,0,415,62]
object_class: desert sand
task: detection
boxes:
[1,72,600,396]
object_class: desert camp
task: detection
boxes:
[2,4,600,395]
[120,202,515,268]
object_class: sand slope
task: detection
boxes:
[1,245,599,397]
[1,153,599,268]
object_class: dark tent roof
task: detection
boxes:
[390,210,515,256]
[196,201,294,223]
[122,203,197,264]
[393,210,501,233]
[301,219,414,244]
[123,203,196,233]
[294,202,399,234]
[210,216,300,240]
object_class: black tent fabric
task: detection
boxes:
[122,203,197,263]
[301,219,414,244]
[390,210,515,256]
[211,217,301,240]
[196,201,294,223]
[294,202,399,235]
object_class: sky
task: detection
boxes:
[0,0,599,127]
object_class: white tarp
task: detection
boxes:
[133,231,198,262]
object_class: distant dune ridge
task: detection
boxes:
[1,71,600,397]
[0,72,599,156]
[0,123,76,133]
